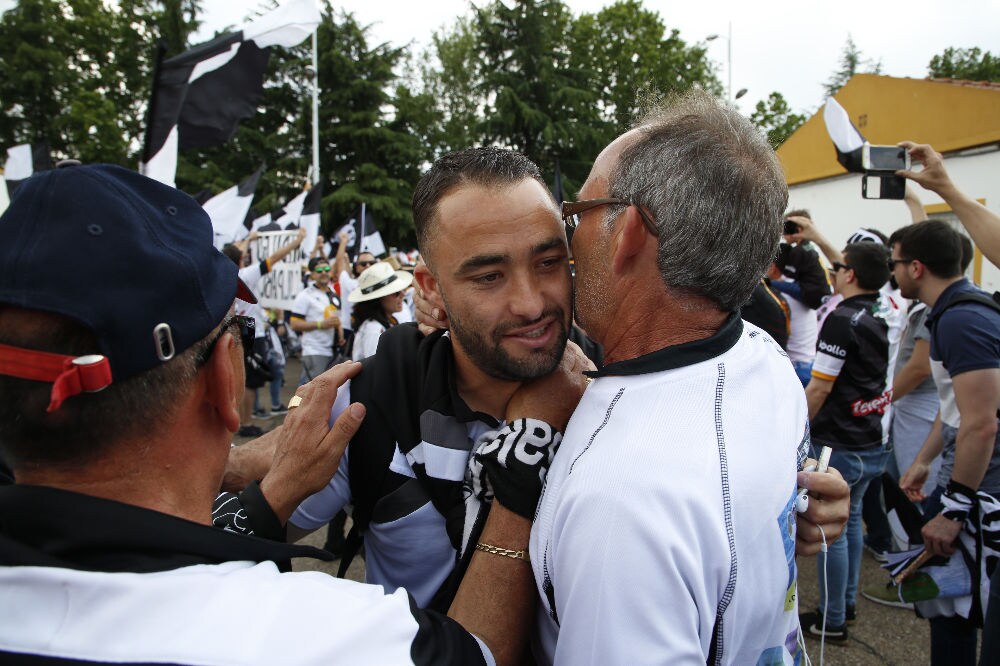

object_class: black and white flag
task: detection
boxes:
[337,203,386,258]
[140,0,320,186]
[4,143,51,199]
[298,183,322,258]
[203,165,264,249]
[823,97,866,173]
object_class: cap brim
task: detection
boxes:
[236,277,257,304]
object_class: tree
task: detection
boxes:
[749,92,806,149]
[472,0,608,193]
[928,47,1000,82]
[570,0,720,134]
[823,35,881,98]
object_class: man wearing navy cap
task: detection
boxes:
[0,164,543,666]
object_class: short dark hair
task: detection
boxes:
[959,234,974,273]
[893,220,963,278]
[411,147,550,262]
[786,208,811,219]
[843,242,890,290]
[222,243,243,266]
[308,256,330,272]
[0,307,211,470]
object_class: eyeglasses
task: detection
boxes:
[356,260,375,268]
[887,258,913,270]
[831,261,853,272]
[312,265,332,273]
[195,314,254,367]
[561,198,660,238]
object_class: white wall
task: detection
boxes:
[787,147,1000,293]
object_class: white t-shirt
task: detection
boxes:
[531,319,806,665]
[290,285,338,357]
[339,270,358,331]
[352,318,388,361]
[236,262,267,338]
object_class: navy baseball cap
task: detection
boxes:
[0,163,254,407]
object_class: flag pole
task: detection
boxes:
[311,29,320,185]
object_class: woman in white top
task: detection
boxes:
[348,261,413,361]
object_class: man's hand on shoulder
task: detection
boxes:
[795,464,849,556]
[259,360,366,524]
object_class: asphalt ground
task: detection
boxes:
[240,356,943,665]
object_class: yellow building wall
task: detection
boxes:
[778,74,1000,186]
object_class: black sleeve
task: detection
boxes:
[741,282,789,350]
[211,481,286,542]
[408,595,490,666]
[783,245,832,310]
[258,259,270,276]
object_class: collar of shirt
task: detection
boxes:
[587,311,743,378]
[0,485,329,573]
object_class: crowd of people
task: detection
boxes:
[0,90,997,665]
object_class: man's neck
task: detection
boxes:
[919,275,965,308]
[598,279,728,365]
[839,286,877,301]
[450,344,521,421]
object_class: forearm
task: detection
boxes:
[805,384,830,421]
[811,236,842,267]
[448,502,534,666]
[267,240,301,267]
[951,419,998,490]
[222,431,280,491]
[915,416,945,465]
[892,364,930,402]
[945,190,1000,268]
[290,316,338,333]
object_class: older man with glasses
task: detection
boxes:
[503,90,849,665]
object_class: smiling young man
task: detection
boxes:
[225,147,589,614]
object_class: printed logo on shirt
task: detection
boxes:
[818,340,847,358]
[851,390,893,417]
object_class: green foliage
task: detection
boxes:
[928,47,1000,82]
[571,0,720,133]
[0,0,724,249]
[824,35,881,98]
[749,92,806,149]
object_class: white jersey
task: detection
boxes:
[531,318,806,665]
[290,284,338,357]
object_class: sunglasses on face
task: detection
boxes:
[195,314,254,367]
[313,265,332,273]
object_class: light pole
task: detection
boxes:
[706,22,735,103]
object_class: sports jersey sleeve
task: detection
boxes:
[238,263,264,293]
[812,312,852,381]
[935,306,1000,377]
[288,380,354,530]
[290,290,311,321]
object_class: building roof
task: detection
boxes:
[777,74,1000,186]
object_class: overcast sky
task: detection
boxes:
[196,0,1000,116]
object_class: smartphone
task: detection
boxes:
[783,219,800,235]
[862,144,910,172]
[862,174,906,200]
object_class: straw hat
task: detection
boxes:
[348,261,413,303]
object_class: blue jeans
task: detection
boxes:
[814,444,889,625]
[792,360,812,388]
[254,350,285,411]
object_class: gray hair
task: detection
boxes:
[608,90,787,311]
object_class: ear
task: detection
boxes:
[205,332,242,434]
[611,205,652,275]
[414,263,445,310]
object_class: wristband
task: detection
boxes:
[316,320,322,330]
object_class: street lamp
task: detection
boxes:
[705,23,737,103]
